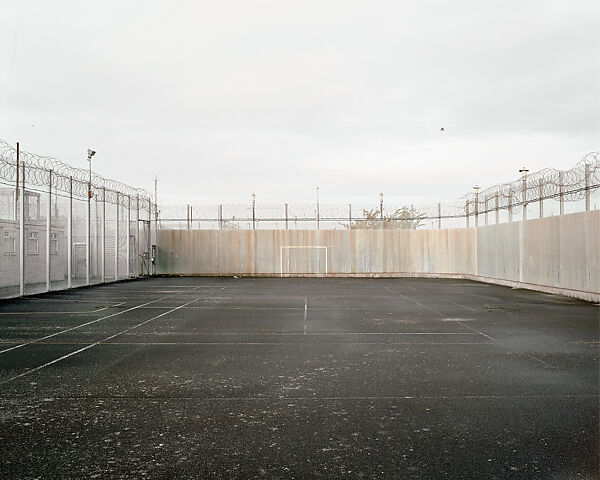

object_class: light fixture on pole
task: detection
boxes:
[519,167,529,222]
[87,149,96,198]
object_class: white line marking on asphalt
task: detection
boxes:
[383,286,446,316]
[304,297,308,335]
[443,299,479,312]
[0,294,211,384]
[32,394,599,401]
[0,295,188,355]
[383,286,495,340]
[453,320,495,340]
[0,302,126,315]
[0,341,494,346]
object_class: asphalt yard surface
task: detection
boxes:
[0,277,598,479]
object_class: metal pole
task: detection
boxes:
[190,206,193,230]
[508,193,513,222]
[127,195,131,278]
[15,142,19,221]
[285,203,288,230]
[475,194,480,226]
[148,197,152,275]
[154,175,158,234]
[19,155,25,296]
[219,205,223,230]
[520,168,528,223]
[559,172,564,215]
[484,198,488,226]
[101,187,106,283]
[379,193,384,230]
[495,193,499,224]
[186,204,189,230]
[466,201,469,228]
[252,194,256,230]
[115,193,119,281]
[46,170,52,291]
[154,195,158,249]
[316,187,320,230]
[86,181,91,286]
[94,190,98,278]
[438,202,441,229]
[135,194,139,278]
[539,179,544,218]
[349,203,352,226]
[67,177,72,289]
[585,163,590,211]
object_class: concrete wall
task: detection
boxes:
[157,210,599,302]
[157,228,477,277]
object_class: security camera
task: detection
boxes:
[87,149,96,158]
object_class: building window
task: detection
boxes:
[25,193,40,221]
[4,230,16,254]
[50,232,58,254]
[28,231,39,254]
[0,190,15,220]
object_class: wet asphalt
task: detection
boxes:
[0,277,598,479]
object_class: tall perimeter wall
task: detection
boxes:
[157,210,599,302]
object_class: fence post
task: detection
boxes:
[154,193,158,244]
[508,193,513,222]
[465,201,469,228]
[19,156,25,296]
[15,142,19,222]
[285,203,288,230]
[219,204,223,230]
[86,177,91,286]
[559,172,564,215]
[539,179,544,218]
[495,193,499,224]
[252,194,256,230]
[585,163,590,211]
[148,197,152,275]
[316,187,320,230]
[127,196,131,278]
[115,193,119,281]
[46,170,52,291]
[101,187,106,283]
[438,202,441,229]
[520,169,528,223]
[135,194,139,278]
[474,188,479,227]
[484,198,488,226]
[94,190,98,278]
[349,204,352,227]
[68,177,72,289]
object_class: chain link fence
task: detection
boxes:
[0,140,158,299]
[159,152,599,231]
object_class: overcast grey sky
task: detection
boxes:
[1,0,598,205]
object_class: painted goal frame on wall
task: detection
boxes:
[280,246,328,277]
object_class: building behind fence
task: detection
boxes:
[0,140,158,299]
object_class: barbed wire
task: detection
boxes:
[1,139,597,223]
[0,140,155,212]
[459,152,599,214]
[159,151,599,226]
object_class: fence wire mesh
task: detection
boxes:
[0,140,157,298]
[160,152,599,231]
